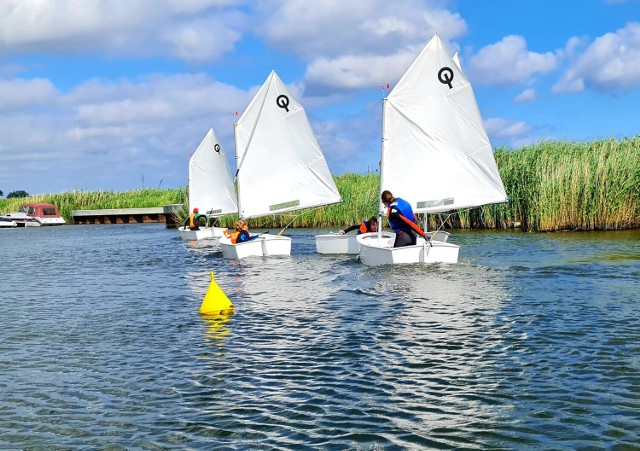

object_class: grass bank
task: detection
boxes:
[2,137,638,232]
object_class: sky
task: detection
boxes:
[1,0,639,196]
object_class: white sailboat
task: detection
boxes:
[179,128,237,241]
[358,34,508,266]
[220,70,342,259]
[315,228,395,255]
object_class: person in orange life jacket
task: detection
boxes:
[338,216,378,235]
[381,190,418,247]
[184,207,208,230]
[231,219,260,243]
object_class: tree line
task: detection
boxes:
[0,190,29,198]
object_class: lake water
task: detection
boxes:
[1,224,639,449]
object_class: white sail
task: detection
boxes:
[452,51,462,70]
[188,128,237,216]
[381,34,507,214]
[235,70,341,219]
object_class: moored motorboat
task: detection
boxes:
[1,203,66,227]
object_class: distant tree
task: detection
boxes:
[0,189,3,197]
[7,190,29,198]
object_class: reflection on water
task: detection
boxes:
[0,225,639,449]
[202,315,232,344]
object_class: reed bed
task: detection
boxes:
[2,137,638,232]
[231,172,381,229]
[236,136,640,232]
[487,136,640,231]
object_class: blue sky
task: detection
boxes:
[1,0,639,195]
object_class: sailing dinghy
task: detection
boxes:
[358,34,508,266]
[179,128,237,241]
[220,71,341,259]
[315,229,396,255]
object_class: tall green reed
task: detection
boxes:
[2,137,638,232]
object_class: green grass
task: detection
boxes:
[2,136,639,232]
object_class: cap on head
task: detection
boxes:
[193,208,199,213]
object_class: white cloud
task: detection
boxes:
[258,0,466,60]
[305,50,418,91]
[467,35,557,86]
[257,0,466,58]
[0,0,246,63]
[160,15,245,63]
[255,0,466,91]
[553,22,640,93]
[551,76,585,94]
[514,88,536,103]
[0,72,252,192]
[0,78,58,111]
[485,117,533,139]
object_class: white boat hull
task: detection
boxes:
[178,226,227,241]
[219,234,292,259]
[315,232,396,255]
[357,233,459,266]
[0,215,42,226]
[315,234,359,254]
[0,218,17,228]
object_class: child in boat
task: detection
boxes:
[381,190,421,247]
[233,219,260,243]
[338,216,378,235]
[184,207,208,230]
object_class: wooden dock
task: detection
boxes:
[72,204,183,228]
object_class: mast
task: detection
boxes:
[378,94,387,240]
[234,121,242,218]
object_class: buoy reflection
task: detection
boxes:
[202,314,232,344]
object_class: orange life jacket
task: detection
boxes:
[223,229,241,244]
[189,213,197,228]
[359,221,368,233]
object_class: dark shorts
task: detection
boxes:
[394,230,417,247]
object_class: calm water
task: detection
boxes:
[1,224,639,449]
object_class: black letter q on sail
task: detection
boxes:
[214,144,221,154]
[438,67,454,89]
[276,95,290,112]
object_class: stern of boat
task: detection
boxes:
[315,234,360,255]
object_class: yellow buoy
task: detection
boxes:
[199,272,234,316]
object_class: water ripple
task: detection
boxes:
[1,226,639,448]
